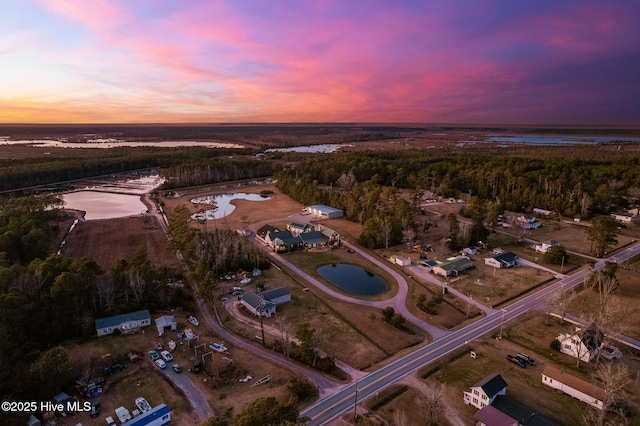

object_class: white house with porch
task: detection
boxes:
[95,310,151,336]
[534,239,560,253]
[464,373,508,409]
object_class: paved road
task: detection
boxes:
[159,361,214,423]
[300,243,640,425]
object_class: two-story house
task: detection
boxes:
[464,373,508,409]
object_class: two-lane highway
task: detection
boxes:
[301,243,640,425]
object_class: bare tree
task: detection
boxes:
[506,213,526,244]
[590,271,619,317]
[543,291,570,325]
[420,383,445,426]
[274,315,290,357]
[127,270,146,304]
[375,216,393,249]
[582,363,630,426]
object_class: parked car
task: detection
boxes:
[160,350,173,362]
[155,359,167,369]
[127,351,140,362]
[90,402,101,418]
[188,315,199,326]
[517,352,535,365]
[239,375,253,383]
[172,363,183,373]
[104,362,127,375]
[104,416,116,426]
[192,360,202,374]
[148,350,160,361]
[506,354,526,368]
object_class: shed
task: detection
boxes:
[390,255,411,266]
[308,204,344,219]
[95,309,151,336]
[155,315,177,336]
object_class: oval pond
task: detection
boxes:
[317,263,387,296]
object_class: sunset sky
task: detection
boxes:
[2,1,639,125]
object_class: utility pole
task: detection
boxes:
[466,293,472,318]
[259,296,266,347]
[500,309,506,339]
[560,256,565,274]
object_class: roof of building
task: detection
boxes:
[493,251,519,263]
[391,254,410,261]
[95,309,151,330]
[471,373,508,398]
[542,364,605,401]
[256,224,278,238]
[475,405,517,426]
[436,257,473,271]
[299,231,328,245]
[260,287,290,301]
[154,315,176,327]
[241,291,276,311]
[270,230,302,246]
[492,396,558,426]
[126,404,170,426]
[309,204,343,214]
[289,221,314,230]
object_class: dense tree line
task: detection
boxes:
[161,158,279,189]
[0,197,190,402]
[0,147,255,192]
[275,149,640,219]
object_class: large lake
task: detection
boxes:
[190,193,270,220]
[264,143,352,153]
[317,263,387,296]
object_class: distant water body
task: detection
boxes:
[0,137,244,149]
[265,143,352,153]
[485,134,640,146]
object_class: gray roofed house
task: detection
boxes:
[95,309,151,336]
[240,291,276,317]
[485,251,519,269]
[299,231,328,248]
[464,373,508,409]
[268,230,302,252]
[287,221,315,236]
[491,396,558,426]
[432,257,474,277]
[259,287,291,305]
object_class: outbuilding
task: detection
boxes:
[484,252,518,269]
[307,204,344,219]
[390,255,411,266]
[155,315,177,336]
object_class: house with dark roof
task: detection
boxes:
[484,251,519,269]
[240,291,277,317]
[95,310,151,336]
[299,230,328,248]
[287,221,315,236]
[267,230,302,252]
[255,224,279,244]
[432,257,474,277]
[259,287,291,305]
[541,364,610,410]
[464,373,508,409]
[491,395,558,426]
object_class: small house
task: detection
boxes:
[541,365,609,410]
[484,252,518,269]
[260,287,291,306]
[95,310,151,336]
[516,214,541,229]
[464,373,508,409]
[390,254,411,266]
[155,315,177,336]
[534,239,560,254]
[611,211,636,223]
[240,291,277,317]
[432,257,474,277]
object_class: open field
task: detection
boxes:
[61,215,180,271]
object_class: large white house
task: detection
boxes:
[464,373,508,409]
[557,324,622,363]
[541,365,609,410]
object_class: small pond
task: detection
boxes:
[63,191,147,220]
[190,193,270,220]
[316,263,387,296]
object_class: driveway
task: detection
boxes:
[160,363,214,423]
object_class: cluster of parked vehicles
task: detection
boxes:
[149,348,182,373]
[506,352,535,368]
